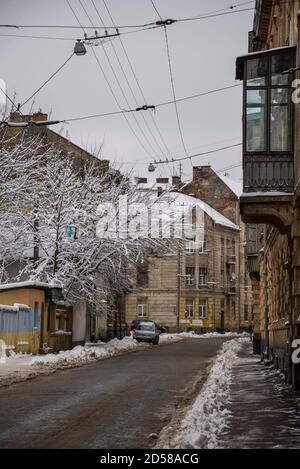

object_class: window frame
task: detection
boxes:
[243,47,295,156]
[185,299,194,318]
[199,267,208,287]
[199,300,208,319]
[137,298,148,318]
[186,266,195,286]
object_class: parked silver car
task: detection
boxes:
[133,321,160,345]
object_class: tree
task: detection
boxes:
[0,130,172,309]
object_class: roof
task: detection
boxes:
[236,45,295,80]
[217,172,243,198]
[0,281,63,291]
[182,167,242,198]
[162,192,240,231]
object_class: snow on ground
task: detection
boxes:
[157,338,247,449]
[0,334,183,387]
[179,331,248,339]
[0,333,246,388]
[30,334,182,368]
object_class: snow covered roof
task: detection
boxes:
[0,281,63,291]
[217,172,243,198]
[162,192,240,231]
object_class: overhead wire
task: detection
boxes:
[78,0,161,162]
[100,0,174,175]
[90,0,166,161]
[0,1,257,30]
[19,52,74,109]
[66,0,157,161]
[150,0,191,169]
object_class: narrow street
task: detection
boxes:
[0,338,226,449]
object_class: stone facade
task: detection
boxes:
[237,0,300,388]
[124,169,253,333]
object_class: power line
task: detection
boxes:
[150,0,191,170]
[101,0,173,163]
[78,0,160,161]
[90,0,165,160]
[66,0,157,161]
[0,85,21,114]
[150,0,163,20]
[152,143,242,165]
[19,52,74,109]
[0,24,162,42]
[1,81,242,124]
[0,2,258,31]
[177,8,255,23]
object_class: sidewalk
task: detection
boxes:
[220,342,300,449]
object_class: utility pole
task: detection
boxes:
[176,243,181,333]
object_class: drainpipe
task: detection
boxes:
[176,244,181,334]
[238,230,242,333]
[263,227,269,361]
[297,11,300,69]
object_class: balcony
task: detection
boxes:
[244,155,294,193]
[236,46,296,232]
[226,255,236,266]
[226,284,237,297]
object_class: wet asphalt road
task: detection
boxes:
[0,338,226,449]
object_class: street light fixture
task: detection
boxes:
[148,163,156,173]
[74,40,87,56]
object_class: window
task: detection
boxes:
[137,263,149,287]
[226,299,230,320]
[33,302,39,328]
[137,298,148,318]
[185,300,194,318]
[270,88,292,151]
[226,239,231,256]
[246,89,267,152]
[247,224,258,255]
[232,302,236,321]
[199,268,208,287]
[220,269,225,287]
[55,313,61,331]
[246,56,268,86]
[221,238,225,257]
[186,267,195,286]
[199,300,208,319]
[199,236,208,254]
[245,49,294,154]
[244,304,249,322]
[232,239,236,258]
[186,239,196,254]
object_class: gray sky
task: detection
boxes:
[0,0,254,181]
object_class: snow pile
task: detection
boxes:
[165,338,245,449]
[180,331,248,339]
[29,334,182,368]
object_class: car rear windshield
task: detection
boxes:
[138,323,155,331]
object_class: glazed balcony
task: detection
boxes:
[236,46,296,232]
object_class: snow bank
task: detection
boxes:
[163,338,246,449]
[179,331,248,339]
[29,334,182,368]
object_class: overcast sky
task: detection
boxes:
[0,0,254,182]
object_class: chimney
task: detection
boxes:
[10,111,48,123]
[192,165,212,181]
[172,175,182,189]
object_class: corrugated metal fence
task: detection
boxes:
[0,304,40,354]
